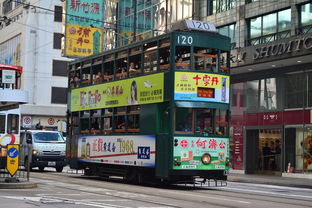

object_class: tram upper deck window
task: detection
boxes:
[116,57,127,79]
[92,62,102,84]
[129,53,141,77]
[193,47,218,72]
[175,46,190,70]
[175,108,193,133]
[103,61,114,82]
[144,50,158,74]
[159,47,170,70]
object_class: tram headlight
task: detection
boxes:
[201,153,211,165]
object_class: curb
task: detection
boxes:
[0,182,37,189]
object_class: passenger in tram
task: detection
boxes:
[176,57,184,69]
[129,62,137,73]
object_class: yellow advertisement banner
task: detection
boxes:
[6,144,19,176]
[71,73,164,112]
[65,24,102,57]
[174,72,230,103]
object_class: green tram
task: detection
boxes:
[67,20,231,183]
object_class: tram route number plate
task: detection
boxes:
[48,162,56,166]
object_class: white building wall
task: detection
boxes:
[0,0,71,128]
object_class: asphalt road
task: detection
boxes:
[0,167,311,208]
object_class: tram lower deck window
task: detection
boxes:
[175,108,193,133]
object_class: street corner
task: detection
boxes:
[0,180,37,189]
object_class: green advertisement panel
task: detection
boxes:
[71,73,164,112]
[173,137,229,170]
[66,0,104,28]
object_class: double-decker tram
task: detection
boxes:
[67,20,231,183]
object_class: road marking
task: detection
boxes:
[219,186,312,199]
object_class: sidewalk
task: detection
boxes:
[228,170,312,189]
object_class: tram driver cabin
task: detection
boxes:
[67,20,231,183]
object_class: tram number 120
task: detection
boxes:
[177,35,193,45]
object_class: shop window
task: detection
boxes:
[259,78,278,110]
[196,109,214,135]
[245,80,259,111]
[175,108,193,133]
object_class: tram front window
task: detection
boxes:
[196,109,214,135]
[175,108,193,133]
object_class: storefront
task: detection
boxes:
[230,33,312,175]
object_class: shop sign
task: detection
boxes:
[253,35,312,60]
[71,73,164,111]
[2,69,15,84]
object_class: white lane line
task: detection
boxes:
[229,182,312,191]
[219,187,312,199]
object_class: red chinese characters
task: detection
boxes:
[70,0,100,14]
[192,74,219,86]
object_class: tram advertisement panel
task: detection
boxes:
[71,73,164,112]
[77,135,156,167]
[173,137,229,170]
[174,72,230,103]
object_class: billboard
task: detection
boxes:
[174,72,230,103]
[70,72,164,112]
[65,0,103,57]
[0,35,21,66]
[173,136,229,170]
[77,135,156,167]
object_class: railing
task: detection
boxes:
[247,30,291,46]
[296,24,312,35]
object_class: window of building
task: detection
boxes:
[54,6,63,22]
[207,0,236,15]
[2,0,13,14]
[218,23,236,49]
[51,87,67,104]
[248,8,291,45]
[299,3,312,34]
[53,33,63,49]
[285,73,306,109]
[52,60,68,77]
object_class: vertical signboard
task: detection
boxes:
[65,0,103,57]
[6,144,19,176]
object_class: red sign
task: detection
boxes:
[197,87,215,98]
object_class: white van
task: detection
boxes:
[20,130,67,172]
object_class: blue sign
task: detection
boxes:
[8,147,18,158]
[138,147,150,159]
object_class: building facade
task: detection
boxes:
[197,0,312,175]
[0,0,70,130]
